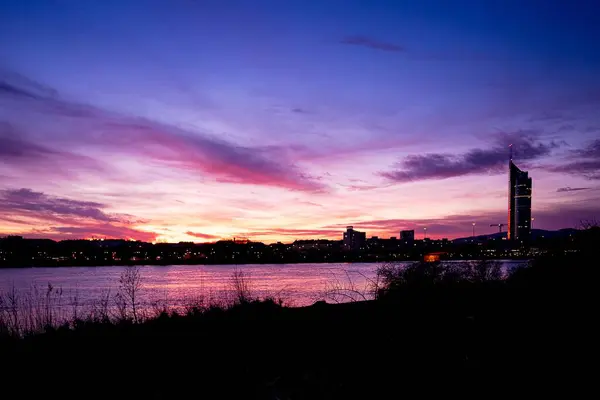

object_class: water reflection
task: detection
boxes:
[0,261,526,310]
[0,263,381,309]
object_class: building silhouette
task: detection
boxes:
[400,230,415,246]
[343,226,366,250]
[508,147,532,241]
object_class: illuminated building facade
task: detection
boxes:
[508,152,532,241]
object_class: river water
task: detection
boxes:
[0,261,526,313]
[0,263,383,309]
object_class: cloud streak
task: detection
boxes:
[380,132,559,183]
[0,122,103,175]
[0,188,135,224]
[549,139,600,180]
[0,124,62,160]
[0,188,155,241]
[557,187,591,192]
[0,70,58,100]
[0,70,326,192]
[185,231,220,240]
[340,35,405,52]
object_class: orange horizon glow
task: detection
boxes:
[2,2,599,241]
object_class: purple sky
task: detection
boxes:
[1,0,600,242]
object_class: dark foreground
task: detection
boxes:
[1,253,597,399]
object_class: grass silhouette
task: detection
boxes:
[1,227,597,399]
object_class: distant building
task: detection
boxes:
[293,239,333,250]
[400,230,415,246]
[425,238,450,247]
[366,236,382,249]
[343,226,366,250]
[508,151,532,241]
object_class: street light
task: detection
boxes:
[472,222,476,238]
[423,227,427,240]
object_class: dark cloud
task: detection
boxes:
[0,122,104,175]
[548,139,600,180]
[0,188,156,241]
[0,123,61,159]
[557,187,591,192]
[0,71,325,192]
[380,132,559,183]
[185,231,220,240]
[550,161,600,179]
[0,70,58,100]
[0,70,96,119]
[0,81,40,100]
[0,188,121,223]
[575,139,600,158]
[341,35,405,52]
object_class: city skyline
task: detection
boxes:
[2,1,600,243]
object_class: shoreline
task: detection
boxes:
[0,257,530,269]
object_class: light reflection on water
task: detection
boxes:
[0,261,526,309]
[0,263,382,308]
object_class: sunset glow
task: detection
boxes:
[1,1,599,243]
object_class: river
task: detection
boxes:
[0,263,383,309]
[0,261,526,323]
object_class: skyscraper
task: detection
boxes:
[508,146,532,241]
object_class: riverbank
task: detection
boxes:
[1,233,546,269]
[0,255,533,268]
[1,254,595,399]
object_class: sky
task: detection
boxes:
[1,0,600,243]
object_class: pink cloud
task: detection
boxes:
[186,231,221,240]
[98,121,326,192]
[0,188,156,242]
[0,71,326,192]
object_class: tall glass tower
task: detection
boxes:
[508,146,532,241]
